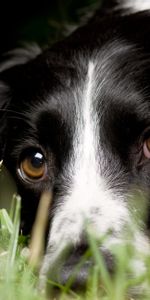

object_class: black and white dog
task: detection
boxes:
[0,0,150,291]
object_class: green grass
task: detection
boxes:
[0,196,150,300]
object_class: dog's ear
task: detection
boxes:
[0,44,42,160]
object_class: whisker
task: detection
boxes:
[0,108,26,117]
[6,116,27,122]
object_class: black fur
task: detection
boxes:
[0,1,150,290]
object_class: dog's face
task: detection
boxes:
[0,1,150,290]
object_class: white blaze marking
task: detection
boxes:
[47,60,129,248]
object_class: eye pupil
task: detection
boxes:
[31,153,44,169]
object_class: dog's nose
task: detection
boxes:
[57,243,92,290]
[47,243,114,294]
[47,243,91,293]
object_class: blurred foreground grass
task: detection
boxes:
[0,195,150,300]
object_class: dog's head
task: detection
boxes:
[0,0,150,292]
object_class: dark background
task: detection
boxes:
[0,0,101,55]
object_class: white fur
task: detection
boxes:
[117,0,150,13]
[48,60,129,245]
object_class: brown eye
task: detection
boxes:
[18,149,47,182]
[143,137,150,159]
